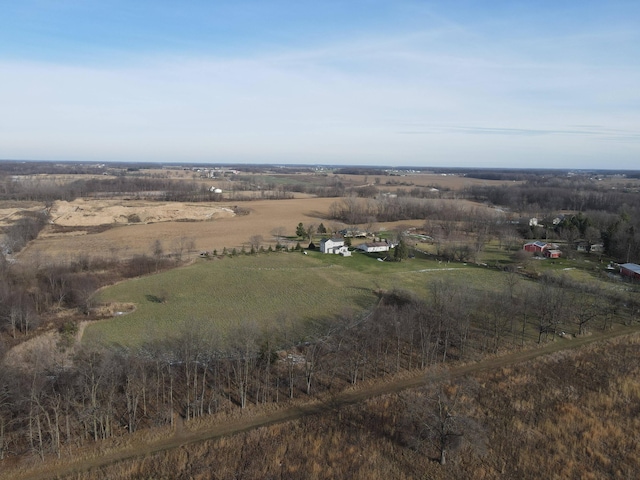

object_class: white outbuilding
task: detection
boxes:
[357,241,392,253]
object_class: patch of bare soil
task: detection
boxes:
[48,199,235,227]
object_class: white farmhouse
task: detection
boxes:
[320,237,345,254]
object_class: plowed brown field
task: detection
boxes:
[16,196,497,263]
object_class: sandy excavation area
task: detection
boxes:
[49,199,236,226]
[20,197,357,262]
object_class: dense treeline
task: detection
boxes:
[0,162,108,176]
[0,161,168,176]
[1,274,636,463]
[466,178,640,213]
[334,167,390,176]
[328,197,493,224]
[0,172,344,203]
[1,210,49,254]
[228,175,345,199]
[0,175,226,203]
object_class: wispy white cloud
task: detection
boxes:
[1,2,639,168]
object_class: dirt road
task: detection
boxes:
[9,324,640,480]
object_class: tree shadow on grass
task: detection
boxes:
[145,294,166,304]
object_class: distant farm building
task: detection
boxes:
[523,241,548,253]
[339,229,367,238]
[576,241,589,253]
[524,241,561,258]
[576,241,604,254]
[590,243,604,253]
[357,241,392,253]
[620,263,640,280]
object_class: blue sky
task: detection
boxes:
[1,1,639,168]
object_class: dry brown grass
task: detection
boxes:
[5,329,640,480]
[477,334,640,479]
[62,335,640,480]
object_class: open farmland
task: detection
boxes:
[18,197,342,262]
[85,251,496,346]
[16,195,493,263]
[147,168,520,191]
[329,172,521,191]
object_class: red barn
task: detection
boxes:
[523,241,548,253]
[620,263,640,280]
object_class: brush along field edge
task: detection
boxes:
[8,323,640,480]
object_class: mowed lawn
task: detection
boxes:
[84,251,500,346]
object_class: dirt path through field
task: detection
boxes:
[9,324,640,480]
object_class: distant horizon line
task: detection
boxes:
[1,158,639,174]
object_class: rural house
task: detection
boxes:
[576,241,589,253]
[620,263,640,280]
[590,243,604,253]
[320,237,345,254]
[544,249,562,259]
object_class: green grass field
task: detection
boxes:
[85,244,620,346]
[84,250,497,346]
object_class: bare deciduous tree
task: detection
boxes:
[401,379,486,466]
[152,239,164,272]
[170,236,195,261]
[249,235,264,251]
[271,226,286,247]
